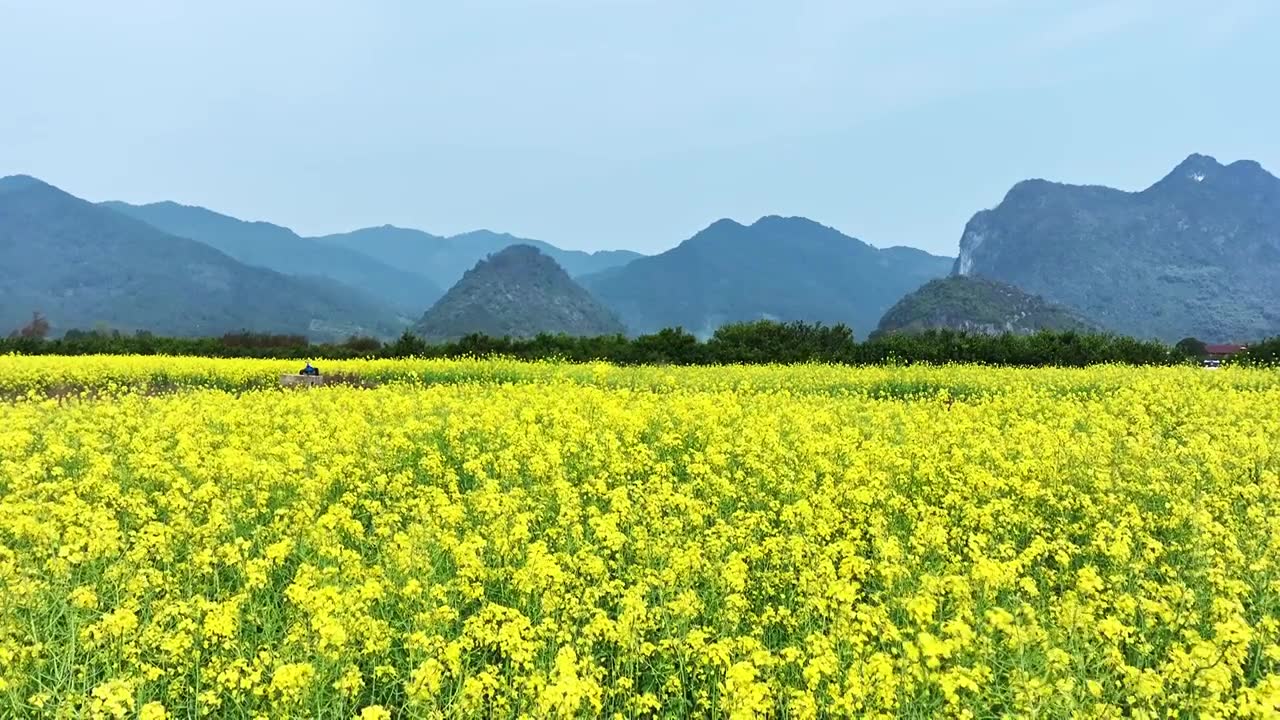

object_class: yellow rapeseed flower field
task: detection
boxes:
[1,355,1279,718]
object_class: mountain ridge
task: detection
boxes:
[582,215,955,338]
[953,153,1280,342]
[101,200,443,313]
[875,276,1097,337]
[315,226,643,291]
[412,244,625,341]
[1,176,405,339]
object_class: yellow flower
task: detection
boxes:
[68,585,98,610]
[721,661,772,719]
[138,701,168,720]
[88,678,134,719]
[333,665,364,697]
[1,357,1278,717]
[270,662,315,703]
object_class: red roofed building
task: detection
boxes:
[1204,343,1247,359]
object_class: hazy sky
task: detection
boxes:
[2,1,1277,255]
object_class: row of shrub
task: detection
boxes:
[5,320,1267,367]
[1235,337,1280,366]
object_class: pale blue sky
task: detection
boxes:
[1,1,1276,255]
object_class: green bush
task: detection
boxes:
[0,321,1193,367]
[1233,338,1280,366]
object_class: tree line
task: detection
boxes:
[7,313,1274,366]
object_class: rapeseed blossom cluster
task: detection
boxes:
[0,356,1278,717]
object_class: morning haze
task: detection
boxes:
[2,0,1277,254]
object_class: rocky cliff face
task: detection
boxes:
[953,154,1280,342]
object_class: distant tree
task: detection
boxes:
[387,330,427,357]
[0,321,1186,367]
[343,335,383,353]
[707,320,856,364]
[625,327,703,364]
[93,321,111,337]
[10,311,51,340]
[1231,337,1280,366]
[1174,337,1207,360]
[220,331,307,349]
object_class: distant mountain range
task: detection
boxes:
[4,153,1278,344]
[0,176,404,339]
[875,276,1096,337]
[103,201,444,314]
[102,202,641,317]
[316,226,642,293]
[955,153,1280,342]
[414,245,624,341]
[581,216,954,338]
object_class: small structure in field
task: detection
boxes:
[281,362,323,387]
[1204,344,1247,360]
[280,373,324,388]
